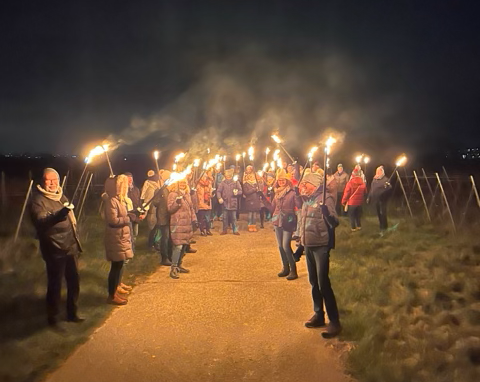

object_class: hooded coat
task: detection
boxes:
[368,175,392,203]
[167,186,197,245]
[152,186,170,226]
[299,188,338,248]
[103,195,134,261]
[342,176,367,206]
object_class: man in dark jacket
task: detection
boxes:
[298,172,341,338]
[334,164,349,215]
[217,168,243,235]
[30,168,83,329]
[367,165,392,232]
[152,170,173,266]
[125,172,141,243]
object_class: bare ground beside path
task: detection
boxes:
[44,221,352,382]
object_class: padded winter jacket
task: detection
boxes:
[167,191,197,245]
[368,176,392,203]
[243,182,261,212]
[152,187,170,226]
[30,190,82,258]
[217,179,243,210]
[342,177,367,206]
[299,188,338,248]
[334,171,349,193]
[104,196,133,261]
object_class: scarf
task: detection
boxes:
[36,184,77,226]
[274,185,291,200]
[243,173,257,185]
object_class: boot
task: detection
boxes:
[206,229,213,236]
[170,266,180,279]
[321,322,342,338]
[304,314,326,328]
[248,225,253,232]
[107,294,127,305]
[116,286,130,294]
[120,283,132,290]
[161,256,172,266]
[277,268,290,277]
[200,230,207,236]
[252,225,258,232]
[286,271,298,280]
[186,246,197,254]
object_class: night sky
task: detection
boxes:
[1,1,480,158]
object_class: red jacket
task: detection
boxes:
[342,177,367,206]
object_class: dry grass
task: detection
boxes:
[332,213,480,382]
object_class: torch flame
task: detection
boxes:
[271,134,282,144]
[215,162,222,171]
[242,152,246,158]
[248,146,254,161]
[193,158,200,167]
[153,150,160,160]
[167,165,193,185]
[270,161,276,170]
[395,155,408,167]
[273,149,280,161]
[265,147,270,155]
[236,154,241,161]
[223,155,226,162]
[102,143,110,152]
[325,136,337,155]
[355,155,363,164]
[263,162,269,171]
[363,156,370,164]
[86,145,106,163]
[174,152,186,162]
[233,175,239,182]
[257,170,264,177]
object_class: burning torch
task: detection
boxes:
[388,154,408,183]
[323,136,337,203]
[271,134,294,163]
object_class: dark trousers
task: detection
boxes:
[197,210,211,232]
[274,227,296,273]
[336,192,345,216]
[108,260,124,297]
[158,224,172,261]
[305,246,340,325]
[375,200,388,230]
[44,254,80,323]
[222,209,238,233]
[348,205,362,229]
[148,227,157,248]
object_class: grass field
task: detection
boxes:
[0,203,479,382]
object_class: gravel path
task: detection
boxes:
[44,220,351,382]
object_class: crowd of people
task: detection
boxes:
[29,159,393,337]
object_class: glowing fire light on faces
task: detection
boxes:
[395,155,408,167]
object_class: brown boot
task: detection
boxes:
[120,283,132,291]
[247,225,253,232]
[117,286,130,295]
[252,225,258,232]
[107,294,127,305]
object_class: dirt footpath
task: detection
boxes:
[44,221,351,382]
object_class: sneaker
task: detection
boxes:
[305,314,326,328]
[170,266,179,279]
[351,228,357,232]
[178,266,190,273]
[321,323,342,338]
[186,247,197,254]
[206,230,213,236]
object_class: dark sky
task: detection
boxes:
[1,0,480,157]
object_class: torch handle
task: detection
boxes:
[104,151,114,177]
[71,163,88,203]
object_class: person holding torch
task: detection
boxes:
[167,175,198,279]
[30,168,83,329]
[217,167,243,235]
[298,169,342,338]
[367,165,393,232]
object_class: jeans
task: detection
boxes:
[348,205,362,229]
[375,200,388,230]
[248,211,256,225]
[108,260,124,297]
[293,210,302,237]
[197,210,211,232]
[158,225,172,261]
[223,209,238,233]
[305,246,340,325]
[172,244,187,266]
[44,254,80,322]
[274,227,297,274]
